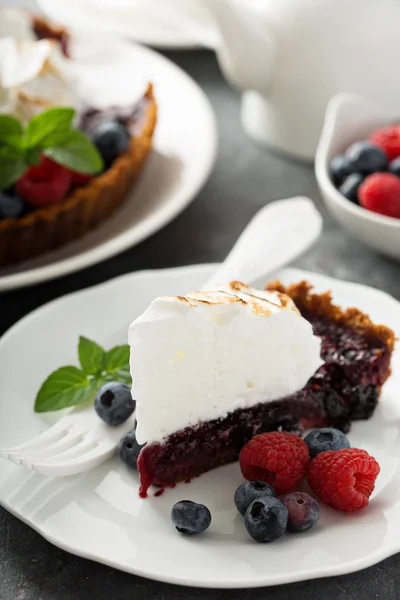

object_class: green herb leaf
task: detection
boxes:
[105,345,130,372]
[0,115,23,143]
[0,149,27,191]
[25,107,75,148]
[34,340,132,412]
[112,369,131,385]
[25,147,41,166]
[104,345,131,384]
[78,336,106,375]
[43,130,104,174]
[34,366,93,413]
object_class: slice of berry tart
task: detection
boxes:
[0,8,157,267]
[129,281,394,498]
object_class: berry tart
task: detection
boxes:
[0,8,157,267]
[128,280,394,497]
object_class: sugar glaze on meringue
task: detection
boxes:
[129,281,323,445]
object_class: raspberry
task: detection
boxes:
[358,173,400,218]
[369,125,400,161]
[16,156,71,207]
[239,432,310,495]
[70,171,93,187]
[307,448,380,512]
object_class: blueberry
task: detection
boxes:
[244,497,288,543]
[93,120,130,168]
[304,427,350,458]
[330,155,352,185]
[234,481,275,516]
[345,141,388,174]
[0,192,24,219]
[281,492,319,533]
[171,500,211,535]
[339,173,364,203]
[118,429,144,469]
[389,157,400,177]
[94,382,135,426]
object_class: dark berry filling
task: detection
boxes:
[138,312,392,497]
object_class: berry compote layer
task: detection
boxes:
[137,282,395,497]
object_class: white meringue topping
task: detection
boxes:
[129,282,323,445]
[0,8,80,122]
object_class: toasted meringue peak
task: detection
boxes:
[185,281,299,317]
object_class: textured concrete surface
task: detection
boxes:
[1,41,400,600]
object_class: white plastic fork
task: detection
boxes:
[0,197,322,477]
[0,406,132,477]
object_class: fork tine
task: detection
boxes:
[29,440,117,477]
[23,437,98,465]
[0,421,69,460]
[13,427,84,462]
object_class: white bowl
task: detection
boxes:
[315,93,400,259]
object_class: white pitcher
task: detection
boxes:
[197,0,400,161]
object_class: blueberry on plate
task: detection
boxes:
[389,157,400,177]
[304,427,350,458]
[0,191,24,219]
[171,500,211,535]
[93,119,130,168]
[330,155,352,185]
[94,382,135,426]
[234,480,276,516]
[244,496,288,543]
[345,141,388,175]
[118,429,144,469]
[338,173,364,202]
[281,492,319,533]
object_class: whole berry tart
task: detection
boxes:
[0,8,157,267]
[127,280,394,497]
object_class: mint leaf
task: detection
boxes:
[44,130,103,174]
[34,366,93,413]
[104,345,131,384]
[34,340,132,413]
[105,345,130,372]
[0,115,23,143]
[78,336,106,375]
[112,369,131,385]
[25,147,41,166]
[0,151,26,190]
[25,107,75,148]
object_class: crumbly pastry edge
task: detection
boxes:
[266,280,396,352]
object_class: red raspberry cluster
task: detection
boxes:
[16,156,92,208]
[239,432,380,512]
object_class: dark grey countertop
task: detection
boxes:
[1,48,400,600]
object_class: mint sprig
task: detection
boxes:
[34,337,131,413]
[0,108,104,191]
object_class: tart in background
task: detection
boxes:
[0,9,157,267]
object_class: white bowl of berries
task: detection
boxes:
[315,93,400,259]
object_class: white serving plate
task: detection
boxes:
[0,264,399,588]
[0,34,217,291]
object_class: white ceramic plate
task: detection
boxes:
[37,0,216,49]
[0,35,217,291]
[1,264,400,588]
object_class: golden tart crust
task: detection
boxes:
[0,84,157,267]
